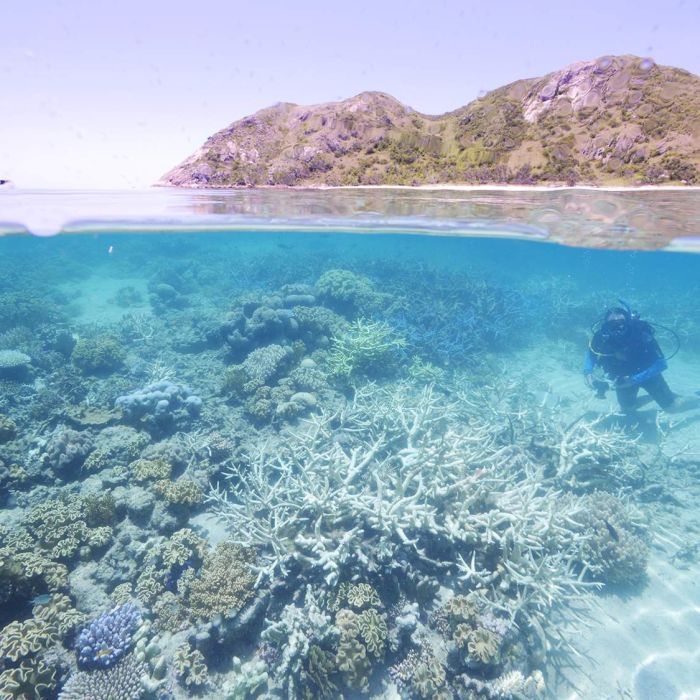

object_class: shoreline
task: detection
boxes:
[155,182,700,193]
[5,182,700,193]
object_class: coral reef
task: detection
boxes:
[326,319,405,380]
[316,269,380,316]
[59,653,147,700]
[0,414,17,443]
[575,491,650,585]
[0,350,31,380]
[71,336,125,374]
[24,496,114,561]
[42,427,94,479]
[173,642,208,687]
[115,380,202,430]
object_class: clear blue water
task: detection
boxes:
[0,189,699,699]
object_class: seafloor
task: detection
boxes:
[0,230,699,700]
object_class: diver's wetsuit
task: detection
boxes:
[584,319,675,411]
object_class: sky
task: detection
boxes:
[0,0,698,189]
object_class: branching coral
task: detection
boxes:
[326,319,405,380]
[553,414,644,490]
[209,382,599,663]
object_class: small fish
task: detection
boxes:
[96,648,115,659]
[29,594,51,607]
[604,519,619,541]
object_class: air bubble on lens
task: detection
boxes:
[639,57,655,71]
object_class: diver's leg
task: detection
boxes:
[616,385,639,414]
[641,375,688,412]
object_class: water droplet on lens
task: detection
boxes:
[639,57,655,71]
[596,56,613,71]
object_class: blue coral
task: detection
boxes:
[76,603,141,669]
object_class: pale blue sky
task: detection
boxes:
[1,0,697,188]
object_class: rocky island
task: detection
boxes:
[159,55,700,188]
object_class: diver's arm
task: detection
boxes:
[630,357,668,386]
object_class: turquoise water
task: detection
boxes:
[0,190,699,699]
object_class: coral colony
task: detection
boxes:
[0,235,685,700]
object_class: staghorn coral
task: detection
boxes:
[209,381,598,665]
[58,653,147,700]
[327,319,405,380]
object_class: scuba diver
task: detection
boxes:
[584,302,697,414]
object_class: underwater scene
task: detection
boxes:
[0,191,699,700]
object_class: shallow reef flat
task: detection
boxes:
[0,231,699,699]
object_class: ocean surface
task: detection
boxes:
[0,188,699,700]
